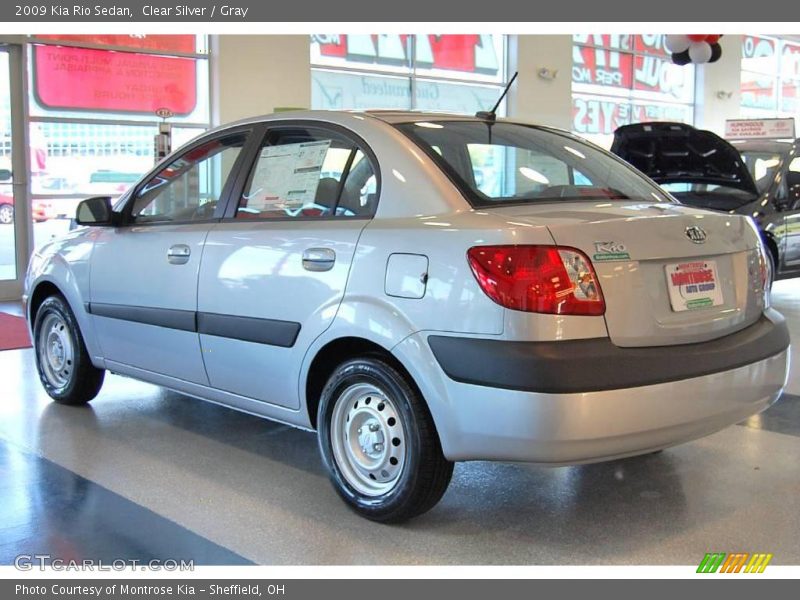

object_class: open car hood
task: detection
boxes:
[611,122,759,197]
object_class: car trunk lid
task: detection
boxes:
[488,201,765,347]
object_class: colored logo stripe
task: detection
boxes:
[745,553,773,573]
[697,553,726,573]
[697,552,773,573]
[720,553,749,573]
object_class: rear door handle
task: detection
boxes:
[302,247,336,272]
[167,244,191,265]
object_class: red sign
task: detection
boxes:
[743,36,776,61]
[633,54,689,99]
[633,34,670,58]
[313,34,499,76]
[33,45,197,115]
[36,35,196,53]
[781,42,800,80]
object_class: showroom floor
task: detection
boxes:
[1,283,799,566]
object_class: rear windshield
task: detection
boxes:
[396,120,670,208]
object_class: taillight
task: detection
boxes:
[466,245,605,316]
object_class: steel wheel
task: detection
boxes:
[36,312,75,390]
[330,382,407,496]
[0,204,13,225]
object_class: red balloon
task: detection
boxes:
[706,34,721,44]
[687,34,708,42]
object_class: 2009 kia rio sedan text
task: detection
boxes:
[24,111,790,522]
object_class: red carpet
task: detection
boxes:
[0,312,32,350]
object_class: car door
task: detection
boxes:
[89,129,254,384]
[197,123,378,408]
[780,154,800,270]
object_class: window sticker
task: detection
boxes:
[244,140,331,211]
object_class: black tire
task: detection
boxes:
[317,356,453,523]
[33,294,105,405]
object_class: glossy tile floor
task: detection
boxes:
[1,283,799,565]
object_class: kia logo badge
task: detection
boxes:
[685,226,707,244]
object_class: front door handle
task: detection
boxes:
[167,244,191,265]
[302,247,336,272]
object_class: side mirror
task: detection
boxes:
[75,196,116,226]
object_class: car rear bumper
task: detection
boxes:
[428,310,789,393]
[395,311,790,464]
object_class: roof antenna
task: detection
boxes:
[475,71,518,122]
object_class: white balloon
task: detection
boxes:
[665,34,691,54]
[689,41,713,64]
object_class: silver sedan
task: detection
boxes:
[25,111,790,521]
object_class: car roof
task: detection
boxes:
[356,110,493,124]
[217,109,532,131]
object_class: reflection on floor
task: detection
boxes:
[0,280,798,565]
[0,444,251,565]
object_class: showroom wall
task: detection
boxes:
[508,35,574,130]
[694,35,743,135]
[213,35,311,124]
[212,34,751,139]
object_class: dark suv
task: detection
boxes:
[612,122,800,280]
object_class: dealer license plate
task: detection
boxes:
[665,260,724,312]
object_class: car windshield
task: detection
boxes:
[395,120,671,207]
[739,150,788,194]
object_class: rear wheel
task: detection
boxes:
[33,295,104,405]
[317,356,453,522]
[0,203,13,225]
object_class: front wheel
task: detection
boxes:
[33,295,105,405]
[317,357,453,523]
[0,203,13,225]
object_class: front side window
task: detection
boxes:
[130,133,247,223]
[397,120,668,207]
[236,127,377,219]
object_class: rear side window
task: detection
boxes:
[396,121,669,207]
[236,126,377,219]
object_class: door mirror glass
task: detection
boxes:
[75,196,114,226]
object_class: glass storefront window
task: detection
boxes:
[27,35,209,248]
[312,70,412,110]
[741,36,800,123]
[571,34,696,148]
[310,34,507,115]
